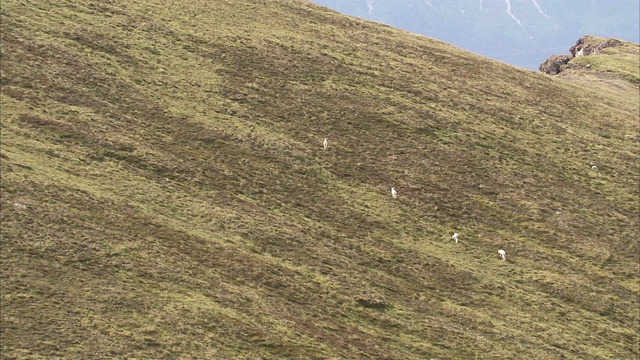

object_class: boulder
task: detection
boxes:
[539,54,572,75]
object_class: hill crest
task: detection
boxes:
[539,35,639,84]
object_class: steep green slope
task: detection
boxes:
[1,1,638,359]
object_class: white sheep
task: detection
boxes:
[391,187,397,199]
[498,249,506,261]
[591,165,598,171]
[13,202,26,209]
[452,232,459,243]
[323,138,328,150]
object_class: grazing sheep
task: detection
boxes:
[591,165,598,171]
[323,138,328,150]
[452,232,459,243]
[391,187,397,199]
[498,249,506,261]
[13,202,26,209]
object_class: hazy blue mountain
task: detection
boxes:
[311,0,640,70]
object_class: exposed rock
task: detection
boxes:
[570,36,625,57]
[539,54,572,75]
[539,35,626,75]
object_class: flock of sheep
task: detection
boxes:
[323,137,509,262]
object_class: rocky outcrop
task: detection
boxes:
[539,54,572,75]
[570,37,625,57]
[539,35,625,75]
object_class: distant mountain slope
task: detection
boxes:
[312,0,640,70]
[1,0,638,359]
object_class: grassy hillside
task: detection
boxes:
[1,1,638,359]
